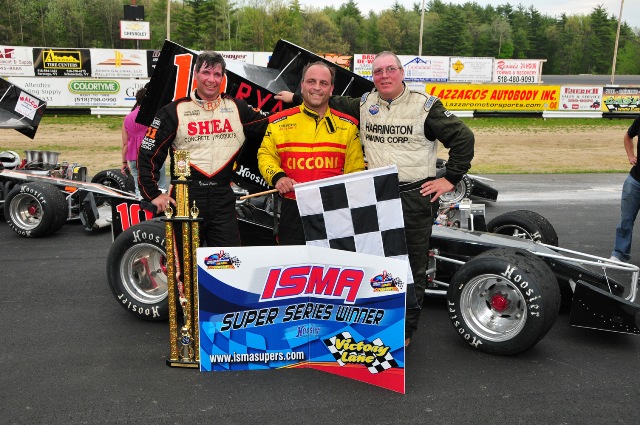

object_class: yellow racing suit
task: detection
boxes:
[258,104,365,244]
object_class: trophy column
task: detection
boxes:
[163,150,202,368]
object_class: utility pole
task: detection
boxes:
[418,0,425,56]
[167,0,171,41]
[611,0,624,85]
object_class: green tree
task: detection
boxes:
[300,10,348,54]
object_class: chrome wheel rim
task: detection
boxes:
[119,243,168,304]
[10,193,43,230]
[460,273,527,342]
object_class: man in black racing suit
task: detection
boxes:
[137,51,271,247]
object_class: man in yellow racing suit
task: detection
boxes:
[258,61,365,245]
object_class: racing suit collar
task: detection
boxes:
[191,89,221,111]
[301,103,336,134]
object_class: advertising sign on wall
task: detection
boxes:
[492,59,543,84]
[0,46,35,77]
[399,55,449,82]
[33,48,91,77]
[8,77,148,107]
[559,86,602,111]
[448,57,493,83]
[426,83,561,110]
[602,87,640,113]
[353,54,375,79]
[90,48,148,78]
[353,54,449,82]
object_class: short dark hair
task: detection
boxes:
[195,51,226,75]
[373,51,403,70]
[301,61,335,85]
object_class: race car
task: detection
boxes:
[0,77,139,237]
[105,190,640,356]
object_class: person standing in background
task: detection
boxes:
[610,114,640,263]
[121,87,167,196]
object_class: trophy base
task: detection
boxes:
[166,359,200,368]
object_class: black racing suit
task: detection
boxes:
[137,90,269,247]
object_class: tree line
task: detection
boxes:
[2,0,639,75]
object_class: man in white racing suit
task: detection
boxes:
[137,51,271,247]
[279,51,475,347]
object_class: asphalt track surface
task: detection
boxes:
[2,173,640,424]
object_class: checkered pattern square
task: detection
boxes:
[367,338,399,373]
[295,166,413,286]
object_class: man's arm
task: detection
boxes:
[234,97,271,140]
[137,106,176,207]
[419,99,474,201]
[276,91,362,120]
[424,99,474,185]
[624,130,637,165]
[625,116,640,165]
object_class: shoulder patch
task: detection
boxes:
[360,92,369,105]
[424,95,437,112]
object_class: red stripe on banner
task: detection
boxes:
[307,362,405,394]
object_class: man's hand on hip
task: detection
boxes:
[420,177,454,202]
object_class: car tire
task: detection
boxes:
[91,169,136,205]
[4,182,68,237]
[106,220,170,321]
[447,247,561,355]
[487,210,558,246]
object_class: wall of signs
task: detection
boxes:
[2,45,638,112]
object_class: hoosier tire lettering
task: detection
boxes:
[117,293,161,318]
[106,220,171,321]
[446,247,561,356]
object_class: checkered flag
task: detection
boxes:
[322,332,399,374]
[366,338,399,374]
[295,165,416,308]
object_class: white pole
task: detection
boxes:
[418,0,425,56]
[611,0,624,84]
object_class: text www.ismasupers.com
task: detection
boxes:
[210,351,306,364]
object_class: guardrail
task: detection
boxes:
[90,107,131,117]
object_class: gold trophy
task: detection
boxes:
[164,150,201,368]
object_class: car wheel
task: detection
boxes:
[447,247,561,355]
[438,174,473,204]
[106,220,169,321]
[4,182,68,237]
[91,169,135,205]
[486,210,558,246]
